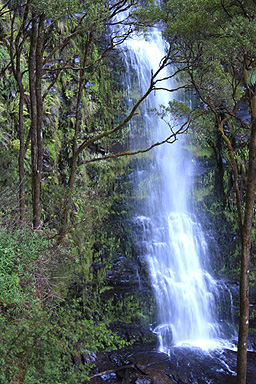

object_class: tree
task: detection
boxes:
[6,0,112,228]
[1,0,188,235]
[161,1,256,382]
[1,0,170,231]
[0,1,196,382]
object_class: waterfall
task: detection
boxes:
[116,17,237,353]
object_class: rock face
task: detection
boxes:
[90,347,256,384]
[103,244,157,346]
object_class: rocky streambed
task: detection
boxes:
[89,345,256,384]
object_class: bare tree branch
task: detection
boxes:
[76,48,173,157]
[78,119,191,165]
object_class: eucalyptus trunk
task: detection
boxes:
[18,77,26,225]
[29,14,44,229]
[15,46,26,225]
[10,9,27,225]
[35,14,44,229]
[236,94,256,384]
[29,15,39,228]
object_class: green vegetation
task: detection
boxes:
[0,0,256,383]
[0,227,129,383]
[0,0,158,382]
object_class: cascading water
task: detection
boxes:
[116,15,237,353]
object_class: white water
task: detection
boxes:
[116,17,237,352]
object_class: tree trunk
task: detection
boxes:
[10,10,26,225]
[34,14,45,229]
[237,241,250,384]
[236,95,256,384]
[29,14,44,229]
[14,43,26,225]
[29,15,39,228]
[18,75,26,225]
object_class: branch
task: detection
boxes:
[107,0,139,25]
[0,0,12,17]
[220,0,233,18]
[190,70,244,231]
[76,48,173,157]
[78,119,191,165]
[89,364,134,379]
[153,85,191,93]
[89,362,147,380]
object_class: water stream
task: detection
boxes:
[116,16,237,353]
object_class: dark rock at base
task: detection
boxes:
[90,346,256,384]
[135,379,151,384]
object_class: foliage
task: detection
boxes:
[0,0,152,375]
[0,228,47,306]
[0,45,16,147]
[0,226,129,383]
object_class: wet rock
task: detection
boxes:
[82,351,97,365]
[106,255,141,287]
[135,377,151,384]
[143,368,177,384]
[90,346,256,384]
